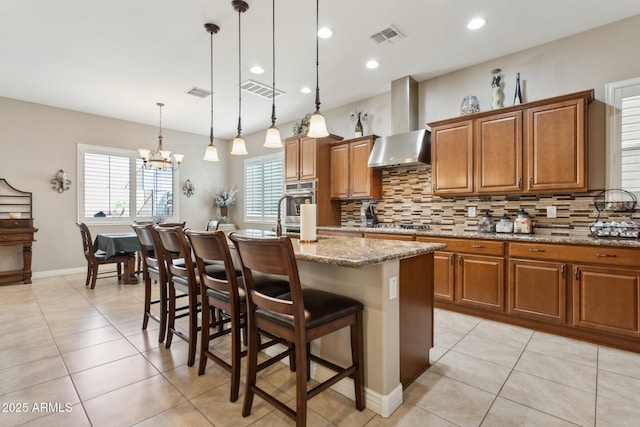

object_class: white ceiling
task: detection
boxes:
[1,0,639,140]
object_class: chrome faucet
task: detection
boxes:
[276,195,297,237]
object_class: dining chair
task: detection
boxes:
[185,230,290,402]
[131,222,170,342]
[77,222,135,289]
[228,233,366,426]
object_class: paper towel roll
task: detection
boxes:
[300,203,317,242]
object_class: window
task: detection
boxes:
[78,144,178,224]
[606,77,640,197]
[244,153,283,223]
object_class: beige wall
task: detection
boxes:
[0,97,229,274]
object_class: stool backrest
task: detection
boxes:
[131,222,165,270]
[154,225,195,285]
[228,234,302,321]
[77,222,94,262]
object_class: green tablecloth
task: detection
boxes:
[93,232,141,258]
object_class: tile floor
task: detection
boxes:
[2,273,640,426]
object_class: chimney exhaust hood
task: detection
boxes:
[367,76,431,168]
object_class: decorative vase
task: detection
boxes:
[513,72,523,105]
[490,68,503,109]
[460,96,480,115]
[220,206,228,218]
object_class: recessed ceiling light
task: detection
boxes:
[318,27,333,39]
[301,87,312,94]
[366,60,379,69]
[467,17,486,30]
[250,65,265,74]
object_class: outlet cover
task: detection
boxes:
[468,206,477,217]
[546,206,557,218]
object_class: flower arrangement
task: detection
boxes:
[213,185,238,208]
[292,113,311,135]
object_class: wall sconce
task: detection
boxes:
[182,179,195,198]
[51,169,71,193]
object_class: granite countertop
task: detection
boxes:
[318,226,640,249]
[231,229,446,268]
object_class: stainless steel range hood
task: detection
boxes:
[368,76,431,168]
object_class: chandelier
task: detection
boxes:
[138,102,183,170]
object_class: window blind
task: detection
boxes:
[83,152,131,218]
[244,154,283,222]
[621,94,640,192]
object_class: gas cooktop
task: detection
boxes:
[373,223,431,231]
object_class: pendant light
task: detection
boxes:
[138,103,183,170]
[230,0,249,155]
[263,0,282,148]
[307,0,329,138]
[203,23,220,162]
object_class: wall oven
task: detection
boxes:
[283,181,316,232]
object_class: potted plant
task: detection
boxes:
[213,185,238,223]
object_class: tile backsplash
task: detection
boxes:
[340,164,631,237]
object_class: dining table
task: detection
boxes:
[93,232,141,284]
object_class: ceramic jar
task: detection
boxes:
[496,214,513,233]
[477,211,495,233]
[513,209,532,234]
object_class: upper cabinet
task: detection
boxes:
[284,134,342,182]
[330,135,382,200]
[429,90,593,196]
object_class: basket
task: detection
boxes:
[590,189,638,239]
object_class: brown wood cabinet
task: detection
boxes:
[0,218,38,284]
[508,258,567,323]
[429,90,593,196]
[418,237,505,311]
[330,135,381,200]
[573,264,640,337]
[284,134,342,182]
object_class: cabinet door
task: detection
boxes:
[330,144,349,199]
[284,138,300,181]
[509,259,567,323]
[432,121,474,195]
[433,251,455,301]
[456,254,504,311]
[475,111,523,193]
[350,139,380,199]
[573,265,640,337]
[526,98,587,192]
[299,137,317,181]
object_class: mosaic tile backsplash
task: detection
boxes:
[340,164,633,238]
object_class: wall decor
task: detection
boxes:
[513,72,523,105]
[350,111,368,137]
[490,68,503,109]
[182,179,195,198]
[51,169,71,193]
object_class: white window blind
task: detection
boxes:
[78,144,177,224]
[244,153,283,223]
[606,77,640,197]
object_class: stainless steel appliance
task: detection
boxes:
[283,181,316,232]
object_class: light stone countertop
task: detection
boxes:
[318,226,640,249]
[230,229,446,268]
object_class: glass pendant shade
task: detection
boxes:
[264,126,282,148]
[138,148,151,160]
[203,143,219,161]
[172,154,184,164]
[231,136,248,155]
[308,112,329,137]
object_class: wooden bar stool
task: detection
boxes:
[185,230,291,402]
[229,234,366,426]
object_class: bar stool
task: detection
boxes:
[185,230,291,402]
[229,233,365,426]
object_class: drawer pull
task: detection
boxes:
[449,254,454,265]
[596,253,617,258]
[458,255,463,266]
[561,265,565,279]
[517,177,522,189]
[529,248,545,253]
[472,244,485,249]
[574,266,579,280]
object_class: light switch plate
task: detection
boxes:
[468,206,477,217]
[546,206,557,218]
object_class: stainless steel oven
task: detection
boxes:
[283,181,316,232]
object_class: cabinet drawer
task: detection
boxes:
[0,219,33,227]
[509,242,640,268]
[418,237,504,256]
[0,233,32,242]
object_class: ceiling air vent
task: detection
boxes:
[241,79,285,99]
[370,25,404,44]
[186,87,211,98]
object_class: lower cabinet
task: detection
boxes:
[573,264,640,337]
[433,251,455,301]
[457,254,505,311]
[508,258,567,324]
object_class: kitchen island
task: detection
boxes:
[231,230,445,417]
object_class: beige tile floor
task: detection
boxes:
[2,273,640,426]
